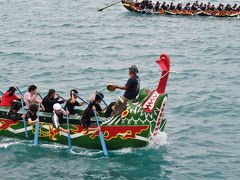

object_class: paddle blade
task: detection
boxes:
[67,133,72,152]
[33,122,40,145]
[98,131,108,156]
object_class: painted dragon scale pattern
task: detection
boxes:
[0,53,171,150]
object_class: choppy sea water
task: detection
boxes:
[0,0,240,179]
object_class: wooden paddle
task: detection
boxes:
[93,110,108,156]
[0,90,4,95]
[107,84,116,92]
[98,1,121,11]
[33,104,40,145]
[66,108,72,152]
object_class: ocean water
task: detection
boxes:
[0,0,240,179]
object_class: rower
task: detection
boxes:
[23,85,42,109]
[0,87,20,107]
[26,104,39,124]
[64,89,84,115]
[7,103,24,121]
[52,103,69,133]
[80,92,104,131]
[155,1,160,12]
[42,89,65,113]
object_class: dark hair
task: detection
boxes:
[7,86,16,96]
[47,89,55,97]
[29,103,38,113]
[70,89,78,96]
[28,85,37,92]
[95,92,104,101]
[12,103,21,111]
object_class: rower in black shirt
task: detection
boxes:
[7,103,24,121]
[64,89,84,115]
[80,93,104,130]
[42,89,65,113]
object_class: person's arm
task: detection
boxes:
[62,109,69,115]
[13,94,19,101]
[114,85,127,90]
[28,118,39,124]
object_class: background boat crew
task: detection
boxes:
[23,85,42,109]
[7,103,25,121]
[184,3,191,10]
[80,92,104,131]
[170,3,176,11]
[64,89,84,115]
[155,1,160,12]
[176,3,182,11]
[232,4,237,11]
[105,64,140,117]
[52,103,69,133]
[210,5,216,11]
[217,4,224,11]
[26,103,39,124]
[42,89,65,113]
[0,86,20,107]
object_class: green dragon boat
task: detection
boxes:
[0,53,171,150]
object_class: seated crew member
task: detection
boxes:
[160,2,166,10]
[80,93,104,130]
[26,103,39,124]
[210,5,216,11]
[201,4,207,11]
[217,4,224,11]
[0,86,20,107]
[232,4,237,11]
[184,3,191,10]
[23,85,42,109]
[42,89,65,113]
[170,3,176,10]
[176,3,183,11]
[237,5,240,12]
[64,89,84,115]
[155,1,160,12]
[105,65,140,117]
[52,103,70,133]
[7,103,25,121]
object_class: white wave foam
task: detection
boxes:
[148,131,169,149]
[113,147,133,154]
[0,138,21,149]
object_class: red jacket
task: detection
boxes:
[0,92,19,106]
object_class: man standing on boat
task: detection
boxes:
[105,65,140,117]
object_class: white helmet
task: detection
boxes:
[53,103,62,111]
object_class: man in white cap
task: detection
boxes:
[105,64,140,117]
[52,103,70,133]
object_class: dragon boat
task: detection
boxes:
[122,1,240,17]
[0,53,171,150]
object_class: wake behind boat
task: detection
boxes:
[0,53,171,150]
